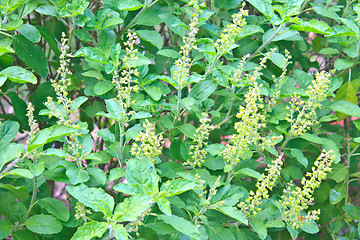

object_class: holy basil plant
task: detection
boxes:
[1,0,360,239]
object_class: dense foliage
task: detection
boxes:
[0,0,360,239]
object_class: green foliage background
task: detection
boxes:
[0,0,360,239]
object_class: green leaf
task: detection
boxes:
[25,214,62,234]
[0,38,15,57]
[18,24,41,43]
[319,47,340,55]
[130,111,152,120]
[71,221,107,240]
[339,18,359,36]
[216,206,248,225]
[60,0,89,17]
[249,220,267,240]
[71,96,88,112]
[66,168,90,185]
[300,220,319,234]
[177,124,197,139]
[156,49,181,58]
[334,78,360,116]
[312,5,340,20]
[10,201,28,223]
[0,220,12,239]
[93,81,114,95]
[286,225,299,239]
[330,188,344,204]
[0,121,19,148]
[160,179,198,197]
[102,17,124,29]
[66,184,114,217]
[205,221,236,240]
[291,19,333,35]
[0,184,28,202]
[328,164,347,183]
[284,0,305,16]
[38,198,70,221]
[87,167,107,185]
[97,99,124,121]
[212,70,228,87]
[1,66,37,84]
[246,0,274,20]
[97,129,115,142]
[36,26,61,58]
[35,5,57,16]
[133,54,152,67]
[301,133,340,163]
[112,224,128,240]
[13,35,48,78]
[136,30,163,50]
[82,70,103,79]
[205,144,225,156]
[75,30,95,42]
[3,19,23,30]
[117,0,145,11]
[211,185,244,206]
[5,169,33,179]
[117,158,159,195]
[0,143,24,171]
[237,168,261,179]
[42,148,68,158]
[109,168,125,181]
[73,47,107,63]
[328,100,360,118]
[145,86,162,101]
[158,214,201,240]
[28,125,78,151]
[157,197,172,215]
[334,59,353,70]
[343,203,360,220]
[0,74,6,87]
[189,80,218,102]
[113,195,153,222]
[290,148,308,167]
[215,0,242,9]
[269,52,286,68]
[7,92,28,130]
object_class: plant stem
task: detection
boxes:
[117,0,159,41]
[204,53,220,77]
[28,176,38,214]
[248,24,285,61]
[119,122,124,167]
[226,171,233,182]
[345,134,351,204]
[0,150,34,176]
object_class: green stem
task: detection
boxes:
[204,53,220,77]
[0,150,34,175]
[28,176,38,214]
[67,18,75,51]
[248,24,285,61]
[226,171,233,183]
[18,4,25,18]
[215,89,235,128]
[117,0,159,41]
[342,0,352,18]
[119,122,124,167]
[300,0,311,13]
[210,0,216,23]
[173,87,182,126]
[0,30,13,38]
[345,136,351,204]
[192,205,207,224]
